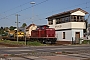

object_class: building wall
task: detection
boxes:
[72,29,83,41]
[28,25,37,36]
[56,29,83,41]
[47,9,87,44]
[48,22,85,42]
[48,22,86,30]
[71,11,85,16]
[71,22,86,29]
[56,30,72,41]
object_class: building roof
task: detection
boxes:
[26,24,36,29]
[46,8,88,19]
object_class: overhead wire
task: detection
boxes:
[0,0,33,14]
[0,0,33,20]
[22,0,90,22]
[0,0,48,20]
[39,1,90,17]
[0,0,90,24]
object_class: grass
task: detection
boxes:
[0,40,46,46]
[0,40,24,45]
[82,40,90,44]
[27,41,45,46]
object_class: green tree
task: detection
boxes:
[0,27,3,30]
[0,27,4,35]
[4,27,9,31]
[9,26,16,30]
[21,23,27,28]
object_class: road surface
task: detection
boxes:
[0,45,90,60]
[0,45,90,54]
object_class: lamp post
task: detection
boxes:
[30,2,35,24]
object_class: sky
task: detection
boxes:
[0,0,90,27]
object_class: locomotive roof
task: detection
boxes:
[37,25,49,28]
[46,8,88,19]
[26,24,49,29]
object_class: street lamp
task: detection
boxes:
[30,2,35,24]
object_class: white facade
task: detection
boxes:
[26,24,37,37]
[49,22,84,42]
[47,8,88,44]
[56,30,72,41]
[71,11,85,16]
[72,29,83,40]
[56,29,83,41]
[49,22,86,30]
[28,25,37,36]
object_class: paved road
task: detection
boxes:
[0,45,90,60]
[0,45,90,55]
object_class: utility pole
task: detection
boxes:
[24,26,26,45]
[15,14,20,42]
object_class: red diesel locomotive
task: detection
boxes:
[30,25,57,44]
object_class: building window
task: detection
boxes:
[77,16,79,19]
[74,16,77,21]
[65,17,69,22]
[80,16,84,21]
[56,18,60,24]
[71,15,85,22]
[63,32,65,39]
[77,16,80,21]
[48,19,53,25]
[62,18,65,23]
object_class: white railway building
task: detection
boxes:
[47,8,88,44]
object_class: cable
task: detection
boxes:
[38,1,90,16]
[21,0,90,22]
[36,1,90,20]
[0,0,33,20]
[0,0,33,14]
[0,0,90,25]
[0,0,48,20]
